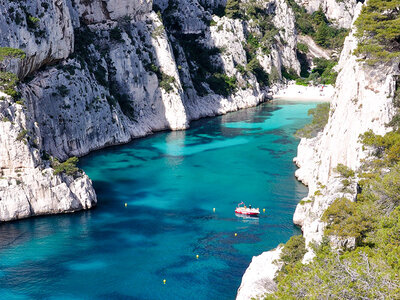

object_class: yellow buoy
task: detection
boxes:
[163,279,166,284]
[196,254,199,259]
[263,208,265,213]
[213,208,215,212]
[125,203,128,207]
[235,233,237,237]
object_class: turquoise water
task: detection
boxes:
[0,100,317,299]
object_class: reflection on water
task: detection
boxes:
[0,100,319,300]
[235,214,260,225]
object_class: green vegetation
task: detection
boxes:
[322,197,374,241]
[53,157,80,177]
[206,73,237,97]
[0,71,20,99]
[293,57,338,86]
[225,0,241,19]
[295,102,330,138]
[159,72,176,92]
[296,42,309,53]
[27,15,40,29]
[267,238,400,299]
[335,163,355,178]
[72,25,136,120]
[236,64,247,76]
[110,27,123,42]
[16,129,28,142]
[354,0,400,63]
[144,63,176,92]
[334,163,356,192]
[269,66,280,84]
[275,235,307,281]
[246,58,269,87]
[171,34,237,96]
[151,25,165,38]
[0,47,26,62]
[311,58,338,84]
[160,0,276,92]
[281,67,298,81]
[0,48,25,99]
[286,1,349,50]
[294,77,308,86]
[267,92,400,298]
[241,1,280,57]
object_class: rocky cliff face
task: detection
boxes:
[0,0,304,221]
[293,5,397,250]
[0,0,74,78]
[236,4,399,298]
[294,0,357,28]
[0,92,96,222]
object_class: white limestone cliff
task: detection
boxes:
[0,92,96,222]
[1,0,277,220]
[294,0,357,28]
[74,0,153,24]
[236,247,282,300]
[257,0,301,77]
[0,0,361,233]
[0,0,74,78]
[236,3,398,298]
[293,6,397,248]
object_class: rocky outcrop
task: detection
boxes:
[0,92,96,222]
[272,0,301,74]
[1,0,280,220]
[74,0,153,24]
[0,0,337,227]
[294,0,357,28]
[257,0,301,77]
[0,0,74,78]
[236,247,282,300]
[298,35,332,61]
[237,3,398,297]
[293,4,397,248]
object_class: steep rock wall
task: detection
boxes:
[293,21,397,249]
[0,0,310,222]
[236,4,398,297]
[0,0,74,78]
[1,0,282,220]
[74,0,153,24]
[0,92,96,222]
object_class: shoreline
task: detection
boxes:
[271,82,334,102]
[236,84,334,300]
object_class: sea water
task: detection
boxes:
[0,100,318,299]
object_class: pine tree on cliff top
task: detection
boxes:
[355,0,400,63]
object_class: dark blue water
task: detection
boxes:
[0,100,317,300]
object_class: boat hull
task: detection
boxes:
[235,209,259,216]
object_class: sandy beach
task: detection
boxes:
[272,82,334,102]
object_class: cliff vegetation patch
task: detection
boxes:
[0,47,26,62]
[268,102,400,298]
[52,157,81,177]
[295,102,330,138]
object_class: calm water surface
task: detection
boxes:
[0,100,317,299]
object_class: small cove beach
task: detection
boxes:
[272,82,334,102]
